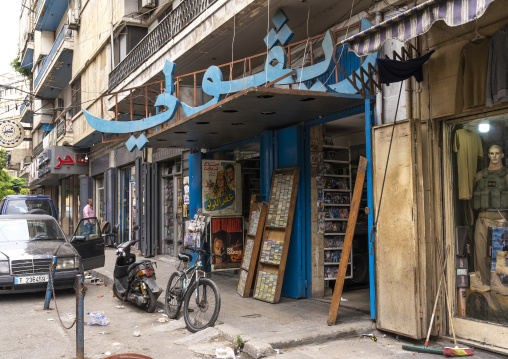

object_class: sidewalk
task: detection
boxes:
[91,248,377,358]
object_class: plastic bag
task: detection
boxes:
[86,312,110,326]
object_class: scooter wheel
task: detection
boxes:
[112,283,124,301]
[144,288,157,313]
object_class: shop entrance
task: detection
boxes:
[310,113,370,313]
[119,166,136,243]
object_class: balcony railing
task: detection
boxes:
[109,0,217,90]
[33,142,44,158]
[34,24,73,89]
[56,119,65,137]
[20,95,31,115]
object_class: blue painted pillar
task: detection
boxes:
[189,152,202,218]
[260,130,276,202]
[365,99,376,319]
[278,126,306,299]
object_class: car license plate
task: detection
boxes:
[14,275,49,285]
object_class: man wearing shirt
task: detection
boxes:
[83,199,95,236]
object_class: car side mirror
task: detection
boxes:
[71,236,86,243]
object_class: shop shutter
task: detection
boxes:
[372,120,429,339]
[135,156,142,248]
[104,168,118,242]
[79,176,93,220]
[150,162,159,256]
[141,162,151,256]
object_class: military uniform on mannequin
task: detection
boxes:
[473,145,508,287]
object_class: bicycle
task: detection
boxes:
[165,246,222,332]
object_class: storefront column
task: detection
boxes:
[260,130,276,202]
[365,99,376,319]
[189,152,202,218]
[278,125,307,299]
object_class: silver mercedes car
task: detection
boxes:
[0,214,105,293]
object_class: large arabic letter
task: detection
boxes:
[181,66,222,116]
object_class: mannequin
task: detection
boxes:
[473,144,508,286]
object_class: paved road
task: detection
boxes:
[0,279,240,359]
[1,277,506,359]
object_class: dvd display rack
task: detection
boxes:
[321,144,353,282]
[253,168,300,303]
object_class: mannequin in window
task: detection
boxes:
[473,144,508,287]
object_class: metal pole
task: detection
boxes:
[43,256,57,309]
[76,274,84,359]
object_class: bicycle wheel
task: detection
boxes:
[183,278,221,333]
[165,271,183,319]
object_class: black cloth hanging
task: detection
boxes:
[376,50,435,84]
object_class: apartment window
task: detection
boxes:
[0,90,4,97]
[113,26,148,66]
[71,77,81,117]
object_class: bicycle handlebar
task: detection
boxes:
[183,245,224,258]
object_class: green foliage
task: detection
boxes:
[0,150,28,198]
[10,56,32,80]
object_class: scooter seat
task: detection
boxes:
[128,259,152,272]
[178,252,193,262]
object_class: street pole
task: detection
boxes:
[43,256,57,309]
[76,274,85,359]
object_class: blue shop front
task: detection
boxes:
[83,14,377,317]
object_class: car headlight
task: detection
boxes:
[0,260,8,275]
[56,257,76,270]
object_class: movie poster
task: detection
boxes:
[210,217,244,271]
[202,160,242,215]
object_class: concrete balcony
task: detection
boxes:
[33,25,73,99]
[20,95,33,123]
[35,0,68,31]
[32,99,54,129]
[20,32,34,70]
[108,0,367,93]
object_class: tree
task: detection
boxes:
[0,150,28,198]
[10,56,32,80]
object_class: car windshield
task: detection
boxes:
[0,219,66,242]
[5,199,52,215]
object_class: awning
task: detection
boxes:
[342,0,496,56]
[147,87,367,149]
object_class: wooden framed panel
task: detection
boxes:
[372,121,425,339]
[237,195,268,297]
[253,167,300,304]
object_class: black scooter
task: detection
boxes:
[112,226,162,312]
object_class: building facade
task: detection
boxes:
[18,0,508,354]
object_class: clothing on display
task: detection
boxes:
[473,167,508,210]
[486,25,508,107]
[474,216,507,286]
[376,50,435,84]
[455,38,491,113]
[454,129,483,199]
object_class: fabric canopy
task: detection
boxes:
[342,0,496,56]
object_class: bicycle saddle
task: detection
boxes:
[178,252,192,262]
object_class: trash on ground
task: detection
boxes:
[158,309,165,313]
[215,347,236,359]
[161,313,168,317]
[362,333,377,342]
[85,275,92,279]
[341,297,348,302]
[274,349,283,354]
[157,317,168,323]
[133,330,141,337]
[47,318,54,321]
[104,352,111,356]
[86,312,110,326]
[98,295,104,298]
[115,305,125,309]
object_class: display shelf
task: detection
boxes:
[323,159,349,164]
[320,143,353,282]
[323,145,349,150]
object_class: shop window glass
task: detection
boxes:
[451,118,508,326]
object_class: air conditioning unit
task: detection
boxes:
[139,0,156,12]
[68,9,80,30]
[56,98,64,110]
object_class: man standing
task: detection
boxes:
[83,199,95,236]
